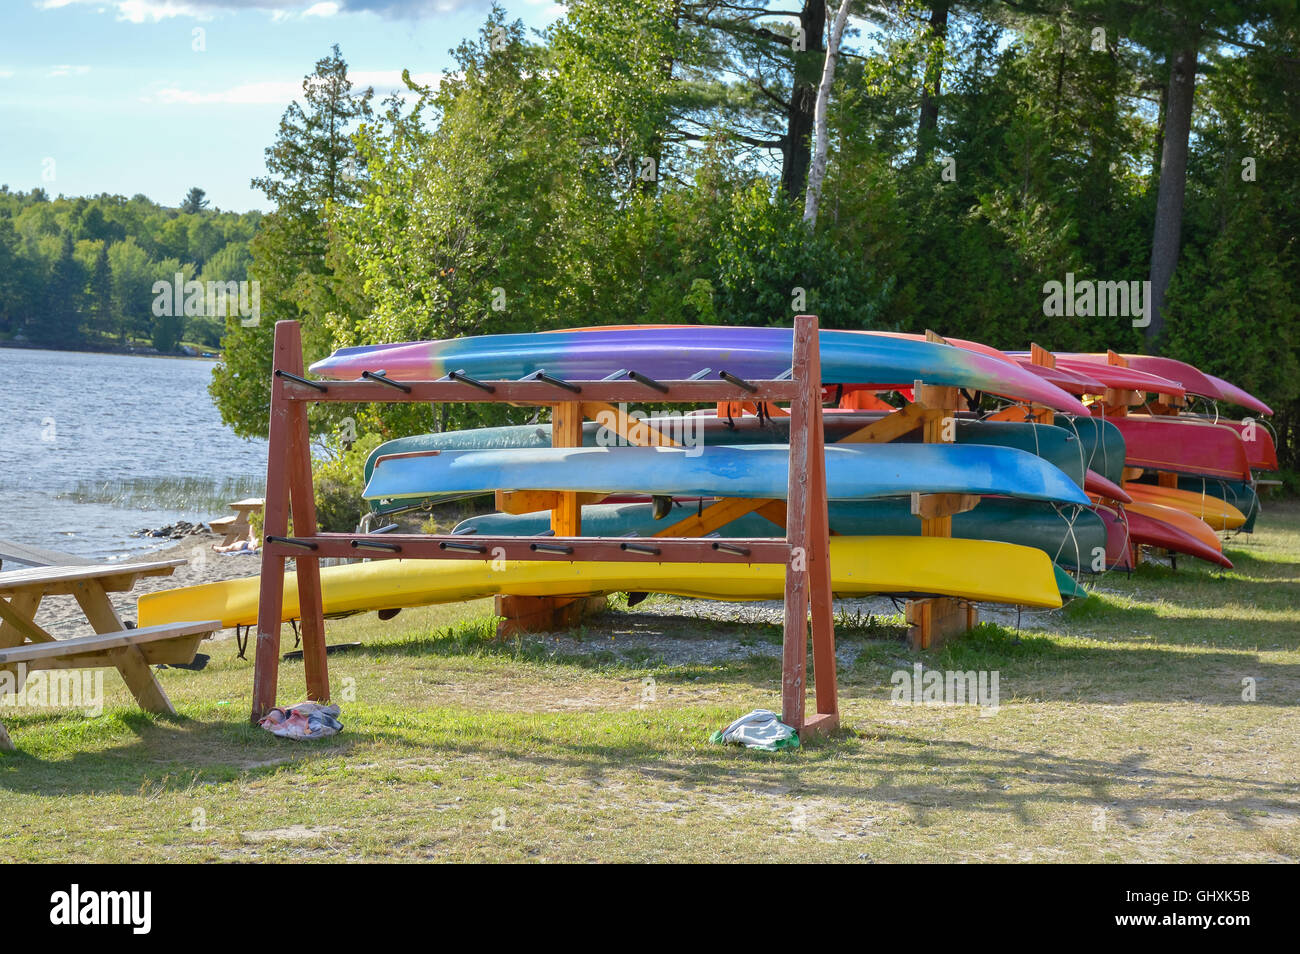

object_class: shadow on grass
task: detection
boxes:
[839,622,1299,705]
[305,598,1300,705]
[336,608,911,686]
[392,723,1300,832]
[1062,584,1300,648]
[6,704,1299,836]
[0,707,392,795]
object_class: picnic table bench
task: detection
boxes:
[0,559,219,751]
[210,497,265,548]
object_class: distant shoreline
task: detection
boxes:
[0,340,219,361]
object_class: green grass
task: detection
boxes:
[3,506,1300,862]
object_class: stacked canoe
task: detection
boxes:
[137,326,1273,630]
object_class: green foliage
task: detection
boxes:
[1162,17,1300,464]
[106,237,158,343]
[211,44,374,439]
[15,1,1298,476]
[297,0,1295,460]
[0,186,256,349]
[87,241,113,338]
[709,181,887,328]
[37,234,84,347]
[312,430,385,532]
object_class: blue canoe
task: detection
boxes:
[364,442,1092,506]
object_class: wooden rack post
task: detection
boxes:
[251,322,328,720]
[901,331,980,650]
[250,316,838,738]
[782,319,838,737]
[1097,349,1139,419]
[493,401,605,636]
[906,376,979,651]
[1026,343,1057,424]
[713,329,982,653]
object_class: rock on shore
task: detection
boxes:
[130,520,212,540]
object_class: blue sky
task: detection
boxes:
[0,0,563,212]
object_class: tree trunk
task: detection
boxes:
[914,0,951,164]
[804,0,853,228]
[1150,83,1167,183]
[1147,43,1198,347]
[782,0,827,199]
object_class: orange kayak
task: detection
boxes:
[1123,483,1247,531]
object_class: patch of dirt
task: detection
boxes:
[240,825,344,843]
[410,671,732,713]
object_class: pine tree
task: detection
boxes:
[211,45,374,438]
[37,234,85,346]
[0,215,28,335]
[180,187,209,214]
[88,241,114,340]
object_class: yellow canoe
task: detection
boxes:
[1122,483,1246,531]
[138,536,1062,629]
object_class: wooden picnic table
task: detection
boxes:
[0,559,218,751]
[211,497,265,548]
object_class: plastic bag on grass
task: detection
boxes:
[710,709,799,752]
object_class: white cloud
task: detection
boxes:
[36,0,492,21]
[38,0,212,21]
[148,69,440,105]
[48,64,92,77]
[117,0,212,21]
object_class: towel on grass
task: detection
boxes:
[259,702,343,740]
[710,709,799,751]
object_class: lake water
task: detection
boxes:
[0,348,267,561]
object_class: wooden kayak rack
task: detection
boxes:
[252,316,839,739]
[716,328,995,649]
[1001,346,1192,569]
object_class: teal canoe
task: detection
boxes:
[1054,415,1127,487]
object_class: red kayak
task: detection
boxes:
[1085,470,1131,503]
[1204,373,1273,416]
[1100,414,1252,481]
[1065,354,1271,416]
[1095,504,1233,569]
[1051,358,1187,398]
[1184,417,1278,471]
[1094,505,1134,570]
[1016,360,1106,394]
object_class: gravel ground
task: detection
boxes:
[516,591,1073,669]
